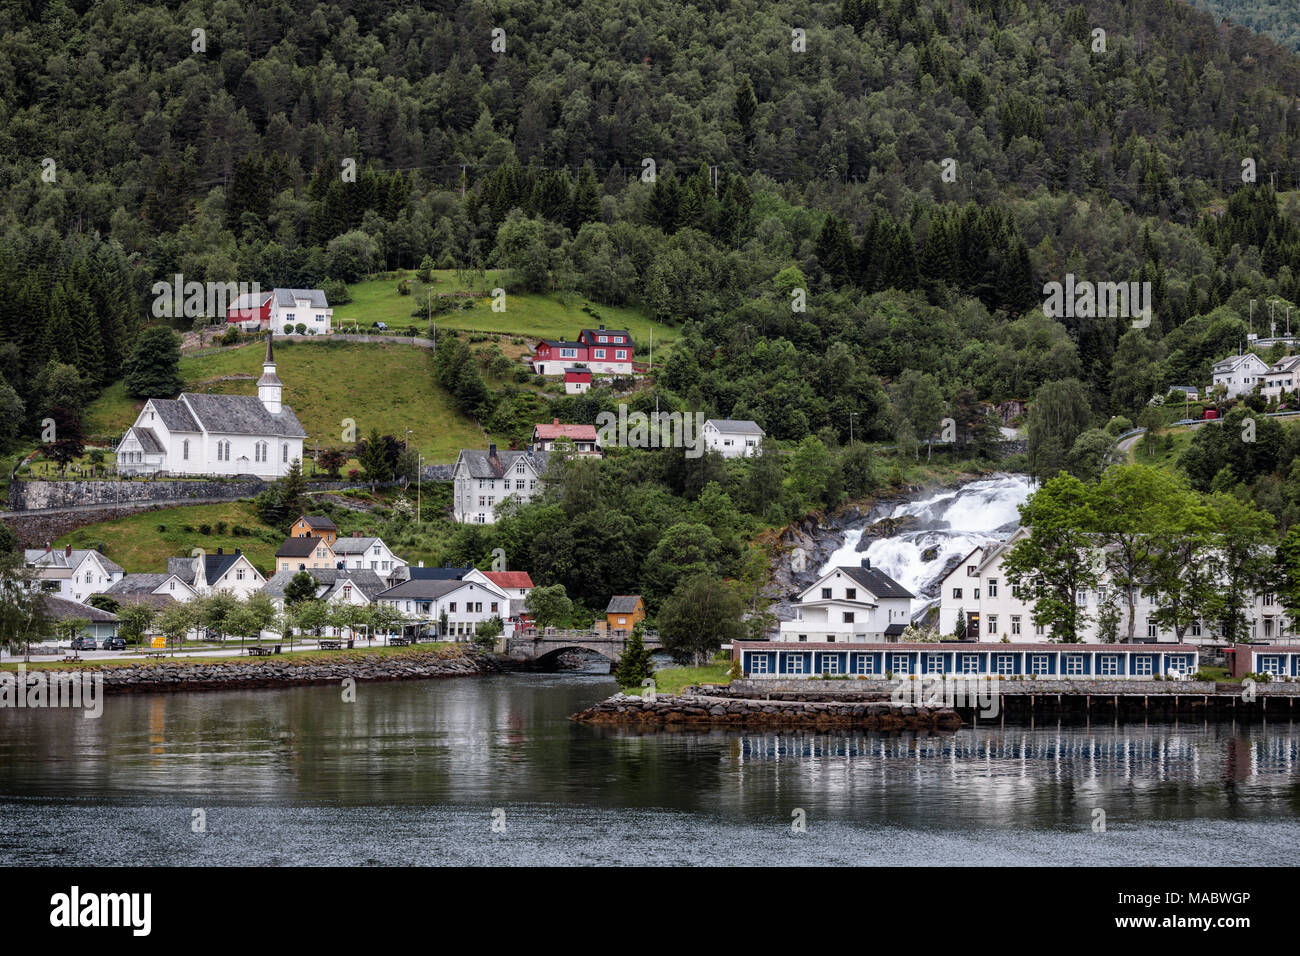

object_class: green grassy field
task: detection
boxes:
[83,338,488,461]
[627,660,733,695]
[55,500,278,572]
[334,270,677,354]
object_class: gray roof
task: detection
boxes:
[705,418,764,435]
[230,291,271,310]
[104,573,173,595]
[167,552,250,585]
[407,566,471,581]
[840,565,914,600]
[274,288,329,308]
[606,595,642,613]
[25,548,124,576]
[456,448,548,479]
[147,398,201,433]
[130,427,165,454]
[179,393,307,438]
[298,515,337,530]
[376,578,488,600]
[330,536,382,555]
[276,536,329,558]
[262,568,387,601]
[41,595,118,623]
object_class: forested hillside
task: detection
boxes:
[2,0,1300,466]
[1187,0,1300,53]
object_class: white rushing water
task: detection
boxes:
[819,474,1035,616]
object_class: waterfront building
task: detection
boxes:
[733,640,1200,679]
[778,561,913,643]
[938,530,1292,645]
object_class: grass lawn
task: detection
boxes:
[627,660,733,695]
[335,270,677,355]
[55,500,277,572]
[82,338,488,462]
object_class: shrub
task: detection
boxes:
[198,523,212,535]
[295,323,307,334]
[283,325,293,335]
[156,524,167,533]
[215,521,228,535]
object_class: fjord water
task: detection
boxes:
[1,673,1298,866]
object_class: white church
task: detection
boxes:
[116,334,307,478]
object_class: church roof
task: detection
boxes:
[178,393,306,438]
[148,399,201,433]
[130,427,165,454]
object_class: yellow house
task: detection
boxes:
[289,515,338,545]
[605,595,645,633]
[276,536,338,573]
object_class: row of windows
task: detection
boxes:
[751,653,1189,676]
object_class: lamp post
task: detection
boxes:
[417,455,423,526]
[848,412,858,448]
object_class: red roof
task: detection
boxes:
[484,571,533,589]
[533,419,598,441]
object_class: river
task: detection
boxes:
[2,672,1298,865]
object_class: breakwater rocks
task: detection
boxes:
[571,692,962,731]
[52,648,500,695]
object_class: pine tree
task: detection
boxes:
[123,327,183,399]
[613,624,656,689]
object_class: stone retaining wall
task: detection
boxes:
[571,692,961,731]
[9,478,269,511]
[21,648,499,694]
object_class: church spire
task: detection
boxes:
[258,332,282,413]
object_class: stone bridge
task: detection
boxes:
[506,629,662,669]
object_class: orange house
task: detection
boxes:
[605,595,645,633]
[289,515,338,545]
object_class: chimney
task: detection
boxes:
[65,544,72,557]
[216,547,223,555]
[553,418,559,425]
[45,543,51,552]
[234,548,241,556]
[418,560,424,568]
[598,324,605,331]
[861,557,871,569]
[353,531,361,537]
[488,443,497,458]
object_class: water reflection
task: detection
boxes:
[1,674,1297,864]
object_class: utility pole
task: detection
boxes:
[417,455,423,526]
[848,412,858,447]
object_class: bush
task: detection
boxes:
[156,524,167,533]
[283,325,294,335]
[215,521,228,535]
[295,323,307,334]
[198,523,212,535]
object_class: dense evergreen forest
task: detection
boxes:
[3,0,1300,483]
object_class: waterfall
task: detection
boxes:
[818,474,1035,619]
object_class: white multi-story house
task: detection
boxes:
[330,534,408,585]
[938,529,1290,645]
[702,419,764,458]
[778,560,914,642]
[24,546,125,603]
[116,335,306,478]
[376,575,513,639]
[271,288,332,335]
[261,568,387,610]
[452,445,548,524]
[1211,352,1270,399]
[165,549,266,600]
[1262,355,1300,402]
[462,569,534,629]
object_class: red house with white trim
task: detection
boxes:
[531,325,634,375]
[226,291,273,331]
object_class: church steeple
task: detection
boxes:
[258,332,282,414]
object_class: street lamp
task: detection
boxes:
[848,412,858,448]
[417,455,424,526]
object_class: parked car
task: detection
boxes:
[101,636,127,651]
[372,321,388,331]
[70,636,97,650]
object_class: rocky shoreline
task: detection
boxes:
[23,647,501,694]
[570,692,962,731]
